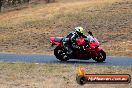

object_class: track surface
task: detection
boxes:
[0,53,132,66]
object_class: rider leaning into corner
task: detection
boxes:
[63,26,94,55]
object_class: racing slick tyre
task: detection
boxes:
[54,46,69,61]
[93,50,106,62]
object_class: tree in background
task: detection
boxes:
[12,0,21,5]
[45,0,55,3]
[0,0,56,12]
[0,0,3,12]
[7,0,12,6]
[23,0,30,3]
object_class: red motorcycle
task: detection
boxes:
[50,34,106,62]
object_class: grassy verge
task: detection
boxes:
[0,0,131,56]
[0,62,131,88]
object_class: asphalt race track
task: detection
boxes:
[0,53,132,66]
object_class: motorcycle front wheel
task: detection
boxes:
[92,50,106,62]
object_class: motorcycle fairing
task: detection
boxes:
[50,37,63,46]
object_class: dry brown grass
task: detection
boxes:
[0,0,131,56]
[0,62,131,88]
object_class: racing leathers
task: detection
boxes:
[63,31,87,54]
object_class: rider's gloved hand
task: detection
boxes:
[84,38,88,42]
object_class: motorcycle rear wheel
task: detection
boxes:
[54,46,69,61]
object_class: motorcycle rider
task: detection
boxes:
[63,27,87,54]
